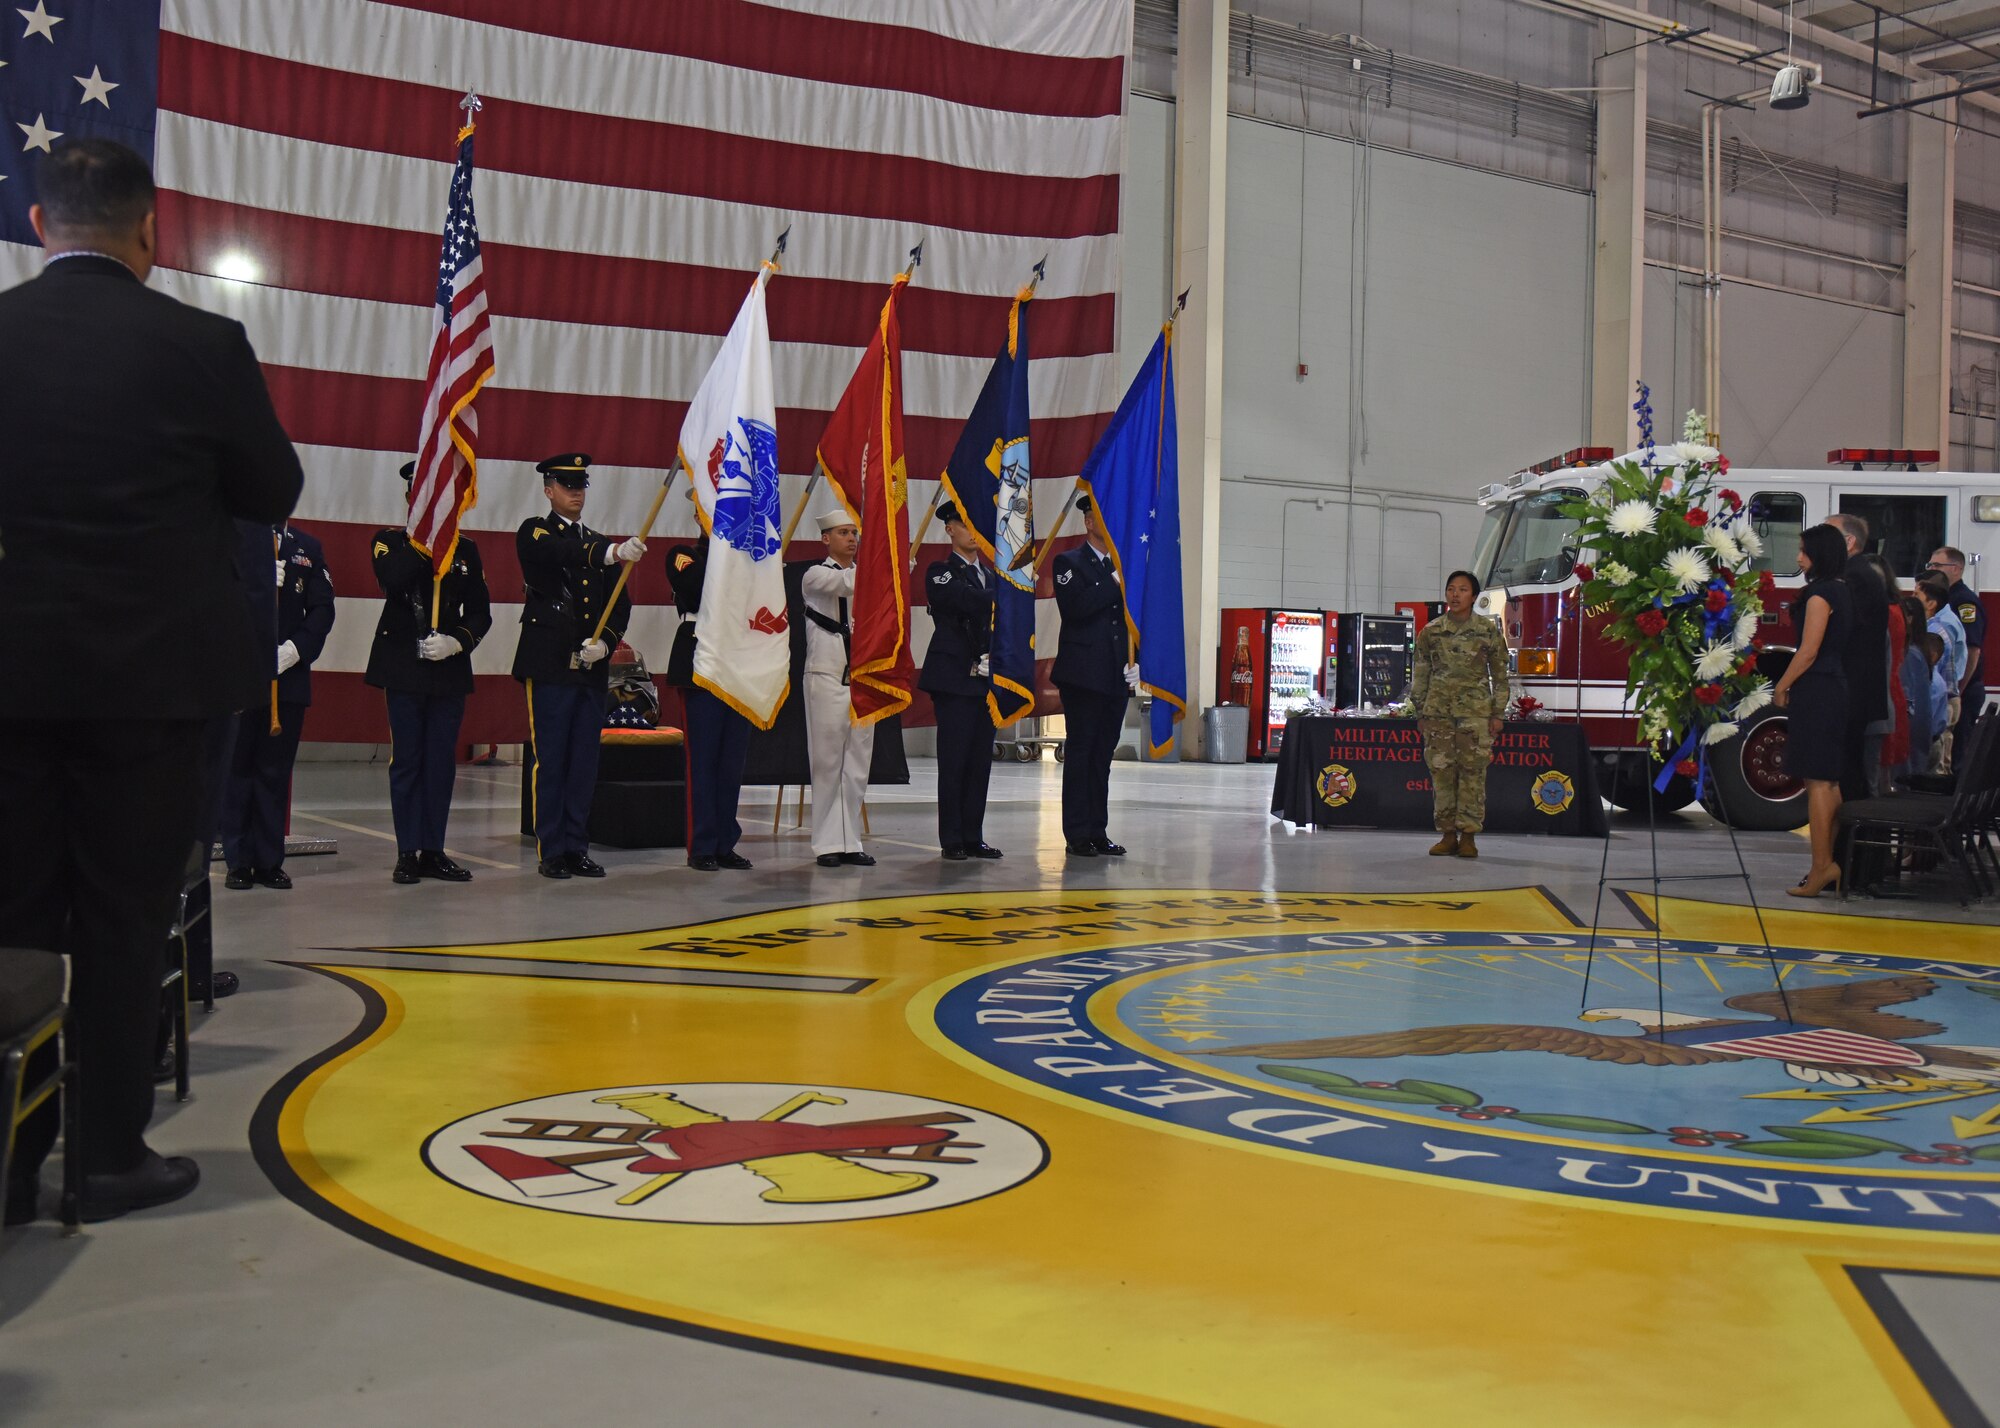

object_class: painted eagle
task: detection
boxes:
[1205,976,2000,1088]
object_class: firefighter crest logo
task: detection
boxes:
[1530,770,1576,814]
[1316,763,1357,807]
[423,1082,1046,1224]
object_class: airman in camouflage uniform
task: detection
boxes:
[1412,574,1511,857]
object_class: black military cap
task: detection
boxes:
[937,502,964,526]
[536,452,592,489]
[1076,494,1094,513]
[398,459,417,483]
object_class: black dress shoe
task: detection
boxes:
[1066,841,1100,857]
[537,858,572,880]
[686,855,720,872]
[840,851,876,866]
[419,851,474,883]
[941,846,969,862]
[716,852,753,871]
[80,1152,200,1224]
[1092,839,1127,857]
[564,852,607,878]
[970,843,1003,860]
[223,866,254,890]
[253,867,292,890]
[200,970,240,1001]
[392,853,421,885]
[816,853,845,868]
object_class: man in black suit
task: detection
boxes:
[1052,496,1140,857]
[919,504,1001,860]
[513,454,642,879]
[221,522,335,888]
[665,532,755,871]
[0,139,303,1223]
[368,460,493,884]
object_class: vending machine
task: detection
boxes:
[1394,600,1444,637]
[1335,613,1416,708]
[1218,608,1327,759]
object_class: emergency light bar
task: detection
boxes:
[1525,446,1614,476]
[1826,448,1939,470]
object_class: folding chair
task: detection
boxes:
[0,947,81,1235]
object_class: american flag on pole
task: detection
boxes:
[0,0,1131,742]
[407,106,494,575]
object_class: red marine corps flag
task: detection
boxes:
[407,95,495,595]
[816,252,918,724]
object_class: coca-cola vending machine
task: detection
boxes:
[1219,608,1326,760]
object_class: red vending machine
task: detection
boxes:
[1218,608,1326,760]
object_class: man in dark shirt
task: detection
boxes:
[1828,513,1889,799]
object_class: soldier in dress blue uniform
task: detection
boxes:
[919,504,1002,860]
[1052,495,1140,857]
[221,522,336,889]
[665,530,754,871]
[367,460,494,884]
[512,454,645,880]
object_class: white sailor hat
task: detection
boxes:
[817,510,859,533]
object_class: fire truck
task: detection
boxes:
[1471,447,2000,829]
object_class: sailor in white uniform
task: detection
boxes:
[803,509,874,867]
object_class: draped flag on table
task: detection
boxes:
[940,290,1037,728]
[817,273,914,726]
[1080,325,1187,756]
[679,265,789,729]
[407,112,494,576]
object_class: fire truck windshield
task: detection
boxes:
[1481,488,1583,589]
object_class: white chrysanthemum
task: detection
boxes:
[1695,641,1736,681]
[1702,720,1740,746]
[1607,500,1657,538]
[1701,525,1740,566]
[1662,547,1710,592]
[1734,680,1772,718]
[1733,611,1760,649]
[1601,560,1636,587]
[1736,526,1763,558]
[1675,441,1720,465]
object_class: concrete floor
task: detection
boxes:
[1,756,1995,1427]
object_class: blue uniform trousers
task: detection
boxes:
[684,685,750,858]
[387,690,466,854]
[527,681,604,861]
[932,691,994,852]
[222,701,305,870]
[1057,686,1126,843]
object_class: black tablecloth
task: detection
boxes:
[1271,717,1607,835]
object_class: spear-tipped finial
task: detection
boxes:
[768,225,791,266]
[459,91,483,118]
[902,240,924,278]
[1173,286,1190,316]
[1031,254,1048,286]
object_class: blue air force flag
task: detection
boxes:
[941,292,1037,727]
[1080,325,1186,756]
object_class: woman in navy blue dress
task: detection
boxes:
[1774,523,1850,897]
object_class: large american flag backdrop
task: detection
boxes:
[0,0,1131,742]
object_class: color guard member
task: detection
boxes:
[803,510,874,867]
[665,531,754,871]
[512,453,643,879]
[1052,495,1139,856]
[919,504,1001,860]
[367,459,493,884]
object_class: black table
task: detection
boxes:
[1271,717,1607,836]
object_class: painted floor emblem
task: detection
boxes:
[425,1082,1045,1224]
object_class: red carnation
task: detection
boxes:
[1574,562,1595,583]
[1675,758,1699,779]
[1694,683,1723,706]
[1634,609,1668,637]
[1758,570,1779,599]
[1717,455,1730,475]
[1704,587,1729,613]
[1736,654,1759,677]
[1686,507,1710,528]
[1718,488,1742,508]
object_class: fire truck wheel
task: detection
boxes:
[1606,753,1696,813]
[1699,707,1808,831]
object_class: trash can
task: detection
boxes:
[1204,703,1250,764]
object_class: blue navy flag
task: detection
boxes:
[0,0,160,246]
[1080,324,1185,756]
[940,290,1036,728]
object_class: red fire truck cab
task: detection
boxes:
[1471,449,2000,829]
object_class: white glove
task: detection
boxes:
[273,558,286,588]
[578,638,609,667]
[1123,662,1141,692]
[606,536,647,565]
[418,632,462,662]
[276,641,300,675]
[974,654,990,678]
